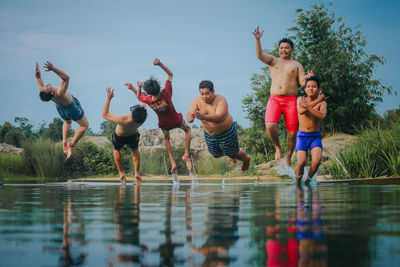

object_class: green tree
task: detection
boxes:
[100,120,116,140]
[14,117,34,139]
[0,121,13,143]
[288,4,392,133]
[46,118,64,141]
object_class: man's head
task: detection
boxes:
[278,37,294,59]
[143,77,161,96]
[130,105,148,124]
[305,76,320,97]
[199,80,215,104]
[39,84,56,102]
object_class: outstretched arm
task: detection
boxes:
[102,87,132,125]
[252,25,274,65]
[35,62,44,91]
[154,58,173,81]
[124,81,142,100]
[44,61,70,96]
[187,98,200,123]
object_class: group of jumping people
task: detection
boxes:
[35,26,327,185]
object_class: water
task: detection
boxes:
[1,182,400,266]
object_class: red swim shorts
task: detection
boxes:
[265,95,298,132]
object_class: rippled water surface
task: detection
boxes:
[1,181,400,266]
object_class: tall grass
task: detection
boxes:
[22,138,65,179]
[326,122,400,179]
[0,152,26,177]
[196,155,235,176]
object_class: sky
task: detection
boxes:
[0,0,399,132]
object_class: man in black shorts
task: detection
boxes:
[102,87,147,183]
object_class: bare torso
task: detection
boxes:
[115,120,141,136]
[298,101,325,132]
[195,94,233,136]
[52,89,74,106]
[269,58,302,96]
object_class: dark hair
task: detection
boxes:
[305,76,320,88]
[143,77,161,96]
[131,106,147,124]
[39,91,54,102]
[199,80,214,91]
[278,37,294,49]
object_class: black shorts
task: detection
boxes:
[112,132,140,150]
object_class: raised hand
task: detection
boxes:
[106,87,114,99]
[153,58,161,66]
[43,61,54,72]
[252,25,264,39]
[304,69,314,79]
[136,81,142,88]
[124,82,134,90]
[35,62,41,78]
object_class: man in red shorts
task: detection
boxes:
[125,58,192,178]
[253,25,313,166]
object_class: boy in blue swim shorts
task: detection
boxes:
[295,77,328,184]
[35,61,89,158]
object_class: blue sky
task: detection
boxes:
[0,0,399,132]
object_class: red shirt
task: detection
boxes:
[139,80,183,130]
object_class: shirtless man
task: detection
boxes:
[253,25,313,166]
[294,77,327,184]
[35,61,89,158]
[102,87,147,183]
[187,80,250,171]
[125,58,192,177]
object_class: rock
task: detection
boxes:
[0,143,23,154]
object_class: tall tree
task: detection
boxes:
[288,4,392,132]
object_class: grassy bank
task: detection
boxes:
[326,122,400,179]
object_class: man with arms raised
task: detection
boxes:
[35,61,89,158]
[187,80,250,171]
[102,87,147,184]
[253,26,313,166]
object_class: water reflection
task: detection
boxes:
[1,183,400,266]
[191,190,240,266]
[296,185,327,267]
[42,195,86,266]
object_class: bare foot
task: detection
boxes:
[120,175,127,184]
[295,175,302,185]
[63,141,68,154]
[285,155,292,167]
[241,156,251,171]
[275,145,282,161]
[135,175,143,184]
[171,163,177,175]
[182,153,193,170]
[66,143,73,158]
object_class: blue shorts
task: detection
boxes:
[204,122,240,157]
[296,130,322,152]
[56,95,84,121]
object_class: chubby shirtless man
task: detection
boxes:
[35,61,89,157]
[253,26,313,166]
[102,87,147,183]
[187,80,250,171]
[295,77,327,184]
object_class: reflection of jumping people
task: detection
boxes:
[102,88,147,183]
[126,58,192,177]
[266,191,298,267]
[294,77,328,184]
[191,191,240,266]
[187,80,250,171]
[35,61,89,158]
[296,186,327,267]
[252,26,312,166]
